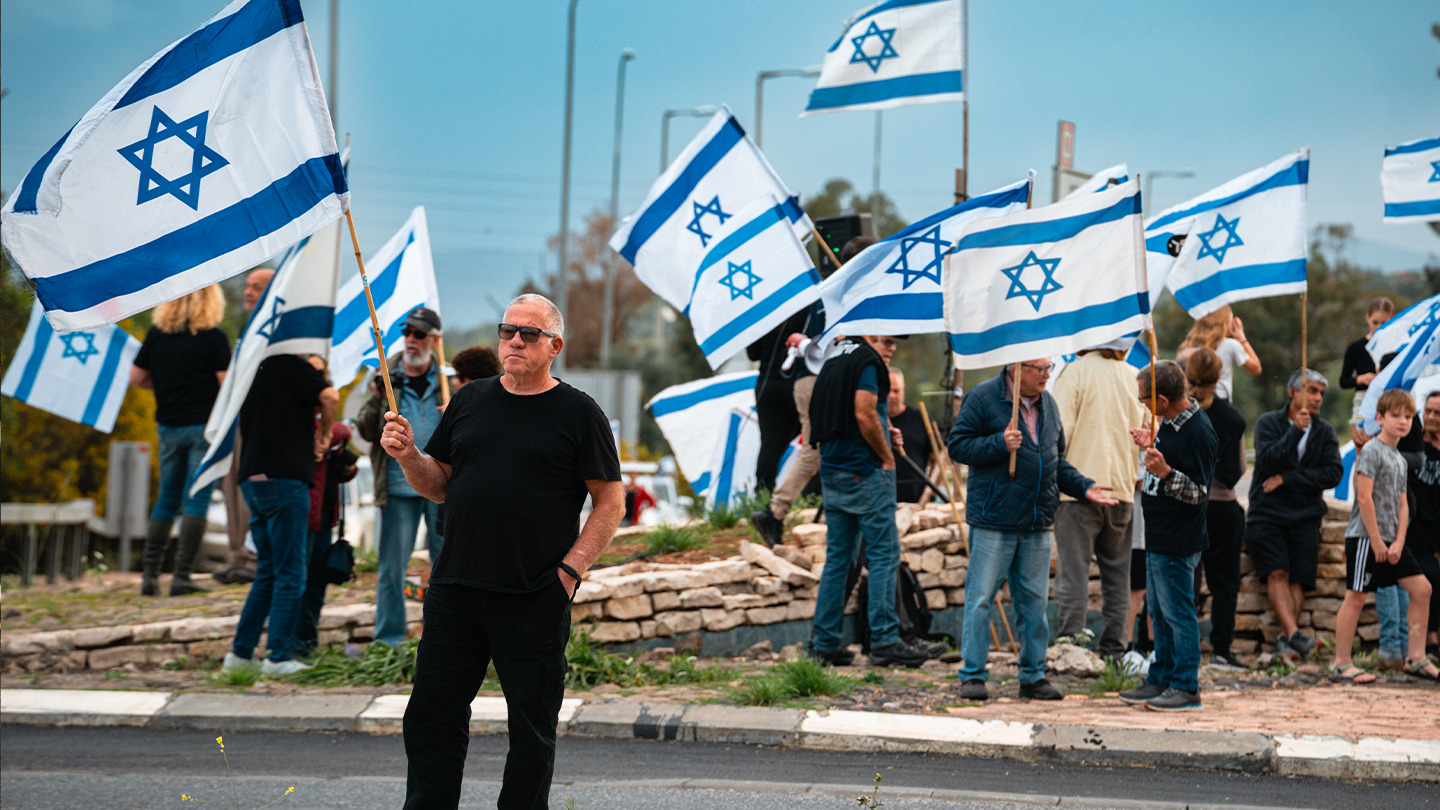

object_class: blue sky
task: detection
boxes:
[3,0,1437,333]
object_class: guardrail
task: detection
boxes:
[1,500,102,587]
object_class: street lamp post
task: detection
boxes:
[754,67,821,149]
[1143,169,1196,215]
[554,0,579,374]
[600,48,636,369]
[660,106,719,173]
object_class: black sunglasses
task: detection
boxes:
[401,326,432,339]
[498,323,557,344]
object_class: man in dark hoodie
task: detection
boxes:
[948,360,1117,701]
[1245,368,1343,663]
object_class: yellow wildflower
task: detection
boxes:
[215,735,224,748]
[286,787,295,794]
[181,795,191,801]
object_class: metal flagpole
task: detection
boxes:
[344,211,399,416]
[1301,291,1308,374]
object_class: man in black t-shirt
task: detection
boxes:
[1408,391,1440,656]
[380,293,624,809]
[887,368,934,503]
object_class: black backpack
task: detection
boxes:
[852,562,936,653]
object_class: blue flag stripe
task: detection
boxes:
[650,376,756,418]
[1171,259,1306,312]
[115,0,303,111]
[33,155,346,314]
[954,191,1139,252]
[949,294,1144,356]
[699,270,823,355]
[1385,137,1440,157]
[713,411,745,507]
[1384,199,1440,219]
[332,232,414,339]
[690,471,712,496]
[193,422,237,489]
[1146,160,1308,232]
[11,125,74,214]
[685,204,787,312]
[806,70,963,112]
[617,117,745,264]
[826,0,951,51]
[833,291,944,327]
[80,328,132,427]
[268,305,334,343]
[882,182,1030,247]
[359,317,412,369]
[12,315,56,402]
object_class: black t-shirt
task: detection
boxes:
[891,406,934,502]
[1141,406,1218,556]
[1204,398,1248,489]
[1340,337,1377,391]
[424,377,621,593]
[1409,440,1440,556]
[133,327,231,426]
[238,355,328,485]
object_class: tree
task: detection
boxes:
[801,178,908,239]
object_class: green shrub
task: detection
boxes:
[731,658,857,706]
[354,547,379,574]
[642,525,705,556]
[282,640,419,686]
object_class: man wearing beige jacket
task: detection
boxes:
[1051,346,1149,659]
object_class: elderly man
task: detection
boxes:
[358,307,448,648]
[381,294,624,809]
[948,360,1117,701]
[1245,368,1343,663]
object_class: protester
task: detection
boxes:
[746,308,806,495]
[1373,406,1437,667]
[1409,391,1440,661]
[886,368,936,503]
[380,293,624,808]
[1176,305,1260,400]
[1118,360,1218,712]
[294,419,359,657]
[948,360,1117,700]
[357,307,447,648]
[1246,369,1343,662]
[215,267,275,585]
[805,334,928,668]
[1340,297,1395,425]
[1051,346,1149,659]
[449,345,501,387]
[623,473,657,527]
[130,285,230,597]
[223,353,338,676]
[1331,390,1440,684]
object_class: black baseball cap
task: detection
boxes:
[404,307,442,334]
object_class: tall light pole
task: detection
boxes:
[660,106,718,172]
[327,0,338,126]
[1143,169,1196,214]
[600,48,636,368]
[554,0,579,374]
[754,67,821,148]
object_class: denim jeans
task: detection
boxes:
[1376,585,1410,660]
[812,467,901,652]
[1146,550,1202,693]
[959,528,1053,684]
[233,478,312,663]
[293,527,335,656]
[376,496,444,647]
[152,423,217,520]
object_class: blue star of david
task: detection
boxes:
[256,296,287,341]
[117,106,230,210]
[1408,303,1440,337]
[1000,251,1063,312]
[849,20,899,73]
[884,224,948,289]
[59,332,100,364]
[1195,213,1244,263]
[1429,160,1440,182]
[686,196,732,247]
[718,260,762,301]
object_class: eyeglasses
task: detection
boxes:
[873,337,898,349]
[1021,362,1054,375]
[401,326,431,339]
[498,323,557,344]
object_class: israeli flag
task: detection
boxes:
[189,223,341,495]
[1357,315,1440,437]
[1330,441,1357,502]
[1126,333,1152,371]
[1,0,346,333]
[1382,136,1440,223]
[1063,163,1131,200]
[1367,293,1440,366]
[329,207,439,387]
[647,371,758,500]
[810,177,1031,362]
[610,106,810,311]
[945,177,1150,369]
[803,0,964,116]
[1145,149,1308,318]
[0,302,140,433]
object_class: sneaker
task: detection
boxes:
[1118,682,1164,705]
[261,658,313,677]
[1018,678,1064,701]
[913,638,949,659]
[749,509,783,547]
[1208,651,1246,672]
[222,652,257,672]
[959,678,989,700]
[1288,632,1316,661]
[1146,687,1202,712]
[1272,635,1295,662]
[868,641,928,668]
[809,645,856,666]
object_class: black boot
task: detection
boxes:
[170,515,211,596]
[141,518,173,597]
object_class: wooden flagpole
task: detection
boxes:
[1300,291,1308,375]
[1148,329,1160,443]
[344,210,399,416]
[811,227,838,271]
[434,334,452,406]
[1007,363,1023,478]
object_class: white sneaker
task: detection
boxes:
[260,658,313,677]
[222,652,257,672]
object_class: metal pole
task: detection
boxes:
[601,48,636,368]
[328,0,338,125]
[755,67,821,150]
[1143,169,1195,216]
[555,0,579,375]
[873,110,883,222]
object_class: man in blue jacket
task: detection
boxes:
[949,359,1117,700]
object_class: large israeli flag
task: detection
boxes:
[802,0,964,116]
[329,207,439,387]
[1367,293,1440,365]
[610,106,809,311]
[1330,441,1358,502]
[1382,136,1440,223]
[1063,163,1131,200]
[1357,315,1440,437]
[647,371,758,500]
[0,0,347,332]
[945,177,1150,369]
[0,303,140,433]
[1145,149,1309,318]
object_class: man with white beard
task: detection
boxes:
[358,307,447,647]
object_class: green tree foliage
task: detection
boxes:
[801,178,907,239]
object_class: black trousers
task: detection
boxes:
[403,581,571,810]
[1198,499,1245,655]
[1417,549,1440,634]
[754,374,799,493]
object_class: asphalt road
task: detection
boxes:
[2,726,1436,809]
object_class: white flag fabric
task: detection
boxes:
[610,106,810,311]
[684,196,821,370]
[1381,136,1440,223]
[0,302,140,433]
[1367,293,1440,365]
[803,0,964,116]
[329,207,439,387]
[647,371,758,500]
[1,0,347,333]
[1330,441,1358,502]
[704,407,764,509]
[945,178,1149,369]
[1144,149,1309,318]
[1357,315,1440,437]
[189,226,341,495]
[1063,163,1131,200]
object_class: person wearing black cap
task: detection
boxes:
[357,306,448,647]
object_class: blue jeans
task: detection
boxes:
[959,528,1053,684]
[233,479,312,663]
[1146,550,1202,693]
[293,527,335,656]
[812,467,901,652]
[376,496,444,647]
[152,423,217,520]
[1376,585,1410,660]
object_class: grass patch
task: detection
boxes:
[641,525,706,556]
[354,547,380,575]
[565,628,730,690]
[1087,656,1141,695]
[103,670,130,680]
[730,658,857,706]
[283,640,419,686]
[861,670,886,684]
[205,664,262,688]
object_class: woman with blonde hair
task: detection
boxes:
[130,284,231,596]
[1177,304,1261,401]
